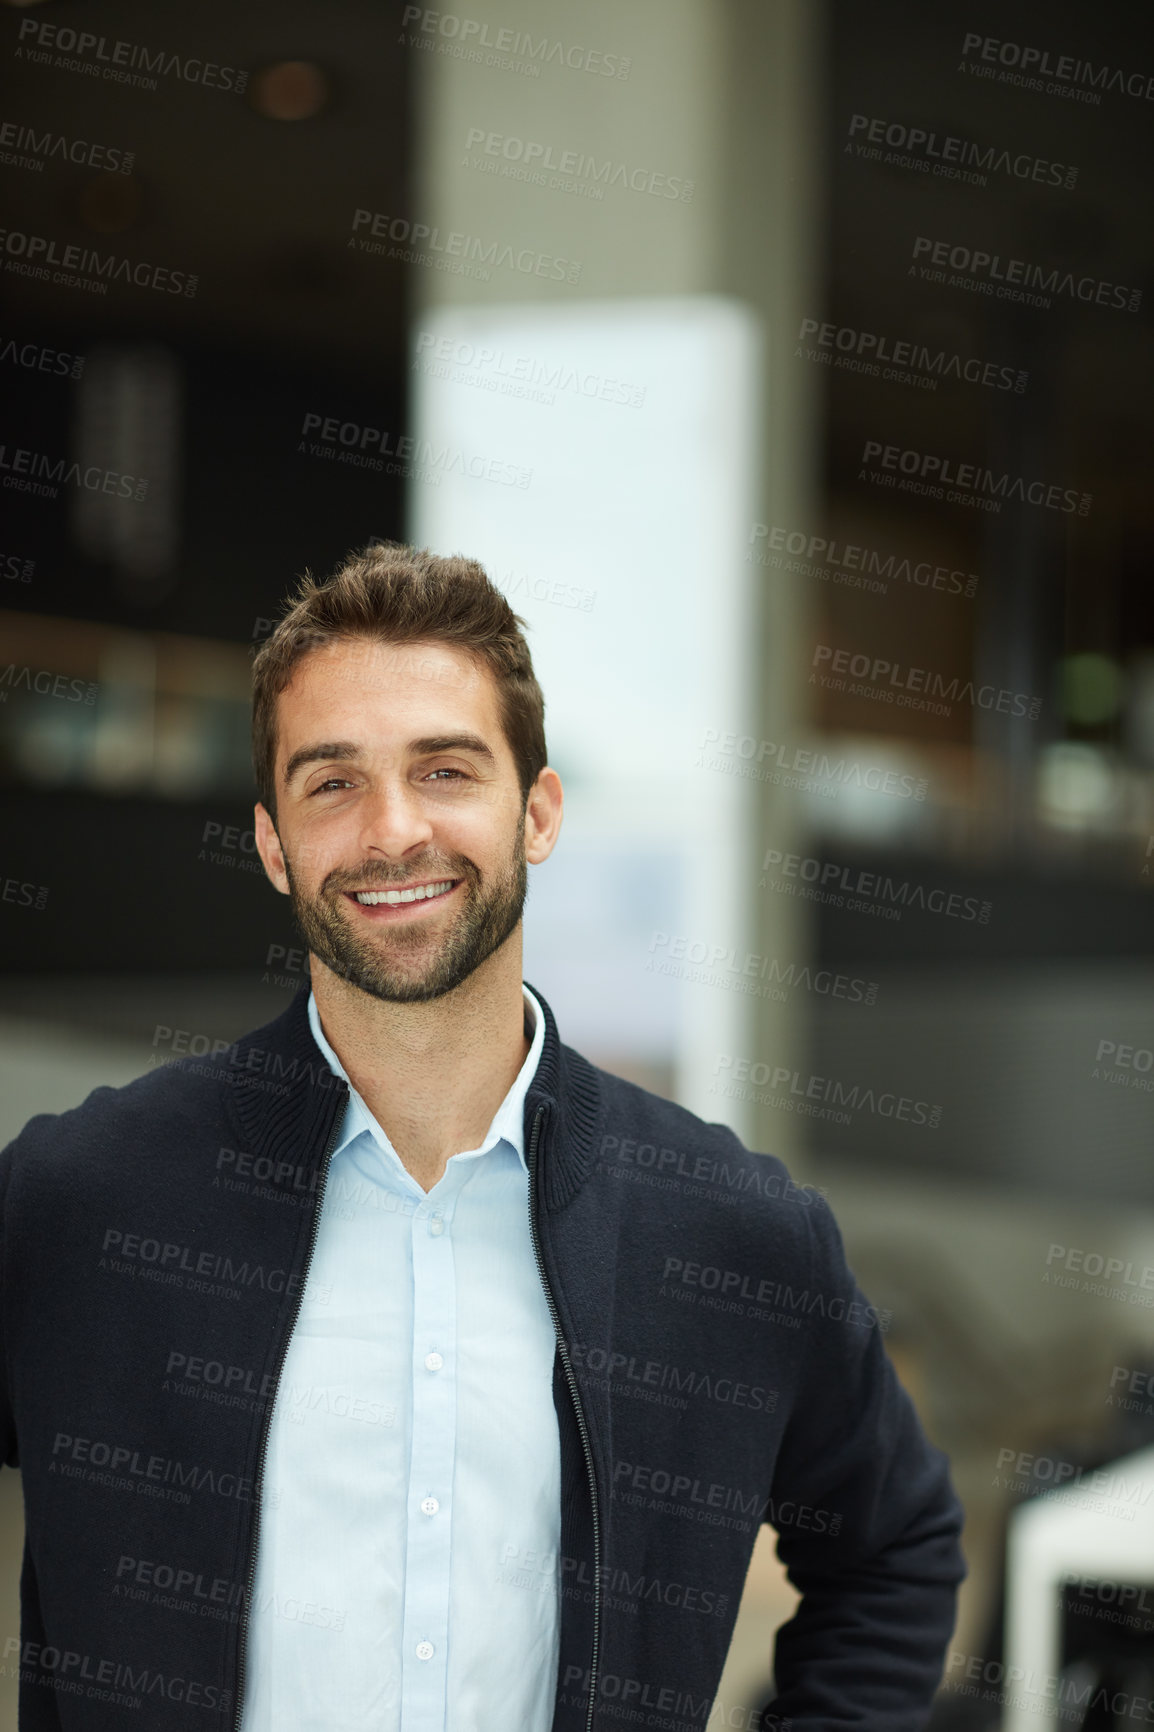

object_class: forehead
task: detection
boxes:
[275,637,503,747]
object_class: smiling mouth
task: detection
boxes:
[351,879,459,907]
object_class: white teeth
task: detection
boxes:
[355,880,455,906]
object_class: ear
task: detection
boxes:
[254,803,291,895]
[524,767,563,865]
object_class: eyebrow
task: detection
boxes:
[282,733,497,788]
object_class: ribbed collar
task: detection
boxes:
[225,979,603,1211]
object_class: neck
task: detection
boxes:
[308,935,532,1192]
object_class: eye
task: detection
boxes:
[310,777,355,795]
[425,767,467,782]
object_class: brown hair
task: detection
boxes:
[251,541,547,821]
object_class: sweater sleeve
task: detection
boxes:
[762,1193,966,1730]
[0,1132,19,1469]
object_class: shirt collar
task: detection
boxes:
[306,982,547,1173]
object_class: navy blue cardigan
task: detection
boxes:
[0,982,965,1730]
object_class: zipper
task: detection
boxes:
[527,1099,602,1732]
[231,1092,347,1732]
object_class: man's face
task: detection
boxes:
[253,638,560,1004]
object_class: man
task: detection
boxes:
[0,543,965,1730]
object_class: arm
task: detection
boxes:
[763,1195,965,1729]
[0,1133,18,1468]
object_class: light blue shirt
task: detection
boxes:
[239,984,561,1732]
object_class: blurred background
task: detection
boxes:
[1,0,1153,1725]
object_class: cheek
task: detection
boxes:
[284,822,349,885]
[476,782,524,824]
[455,794,523,853]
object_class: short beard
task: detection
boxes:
[281,834,528,1005]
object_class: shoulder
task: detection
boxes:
[577,1060,878,1331]
[0,989,318,1203]
[0,1057,237,1205]
[576,1052,829,1257]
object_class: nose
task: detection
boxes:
[357,780,435,861]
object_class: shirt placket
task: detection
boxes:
[399,1179,459,1723]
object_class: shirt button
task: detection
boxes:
[420,1496,439,1516]
[415,1641,434,1661]
[424,1352,443,1371]
[429,1218,445,1236]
